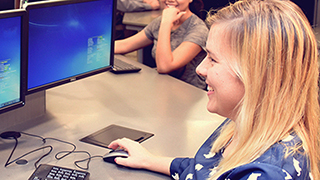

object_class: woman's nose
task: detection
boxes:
[196,58,208,77]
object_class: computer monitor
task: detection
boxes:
[0,9,26,114]
[26,0,115,94]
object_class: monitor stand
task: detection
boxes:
[0,91,46,132]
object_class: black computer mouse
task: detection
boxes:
[103,149,129,164]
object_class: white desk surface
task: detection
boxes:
[0,55,224,179]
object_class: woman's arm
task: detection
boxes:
[115,30,153,54]
[108,138,174,176]
[157,41,202,74]
[155,7,203,74]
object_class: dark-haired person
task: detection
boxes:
[115,0,208,90]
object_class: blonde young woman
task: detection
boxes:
[109,0,320,179]
[115,0,208,90]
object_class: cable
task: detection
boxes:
[3,131,101,170]
[20,132,77,160]
[75,154,104,170]
[63,150,93,170]
[20,132,45,142]
[20,132,93,168]
[4,137,53,168]
[43,137,76,160]
[4,137,19,167]
[33,146,53,168]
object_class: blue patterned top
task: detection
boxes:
[170,119,312,180]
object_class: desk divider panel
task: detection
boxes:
[0,91,46,131]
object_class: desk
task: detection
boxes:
[0,55,224,179]
[123,10,162,31]
[122,10,162,65]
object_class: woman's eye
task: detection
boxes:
[209,57,217,63]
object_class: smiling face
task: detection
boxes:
[196,23,245,120]
[161,0,190,11]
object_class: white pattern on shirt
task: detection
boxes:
[172,172,179,180]
[282,169,293,179]
[185,173,193,180]
[247,173,261,180]
[195,164,203,171]
[203,152,216,159]
[293,157,302,176]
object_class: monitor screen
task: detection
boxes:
[0,9,26,114]
[26,0,115,94]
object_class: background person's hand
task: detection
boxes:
[161,6,186,27]
[143,0,160,10]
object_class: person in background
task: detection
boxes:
[115,0,160,40]
[115,0,208,90]
[109,0,320,179]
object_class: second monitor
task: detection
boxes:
[0,9,26,114]
[26,0,116,94]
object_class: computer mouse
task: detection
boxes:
[103,149,129,164]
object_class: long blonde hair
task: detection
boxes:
[206,0,320,179]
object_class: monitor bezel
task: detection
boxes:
[0,9,27,114]
[25,0,115,95]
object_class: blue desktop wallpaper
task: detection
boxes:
[0,16,21,108]
[28,0,113,90]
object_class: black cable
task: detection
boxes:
[3,131,100,170]
[74,154,104,170]
[4,139,53,168]
[43,137,76,160]
[33,146,53,168]
[4,137,19,167]
[20,132,77,160]
[21,132,93,169]
[20,132,45,142]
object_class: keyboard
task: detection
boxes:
[28,164,90,180]
[111,58,141,74]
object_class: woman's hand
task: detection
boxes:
[143,0,160,10]
[155,5,199,74]
[161,6,186,27]
[108,138,155,169]
[108,138,174,175]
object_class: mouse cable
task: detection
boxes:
[26,146,53,169]
[20,132,77,160]
[43,137,76,160]
[7,131,99,170]
[74,153,104,170]
[4,135,53,169]
[56,150,104,170]
[4,137,18,167]
[20,132,95,170]
[19,131,45,142]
